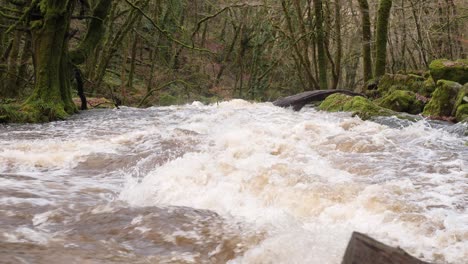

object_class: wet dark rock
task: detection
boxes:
[273,89,363,111]
[373,74,431,97]
[341,232,431,264]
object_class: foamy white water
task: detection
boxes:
[0,100,467,263]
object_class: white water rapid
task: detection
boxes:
[0,100,467,263]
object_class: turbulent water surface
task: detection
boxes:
[0,100,467,264]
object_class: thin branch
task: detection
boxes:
[0,10,21,20]
[71,15,104,21]
[123,0,213,53]
[0,6,23,14]
[138,79,192,107]
[190,4,264,48]
[6,0,39,34]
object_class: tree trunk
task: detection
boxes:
[332,0,342,89]
[23,0,76,121]
[357,0,373,82]
[374,0,392,78]
[313,0,328,89]
[16,33,31,91]
[410,0,428,68]
[5,30,21,97]
[127,31,139,90]
[69,0,113,65]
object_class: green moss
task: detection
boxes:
[374,0,392,77]
[0,104,21,123]
[376,90,425,114]
[20,99,70,123]
[422,80,462,118]
[421,77,437,96]
[429,59,468,84]
[452,83,468,116]
[0,103,45,123]
[159,93,178,106]
[319,94,394,120]
[196,96,220,105]
[455,104,468,122]
[375,74,426,96]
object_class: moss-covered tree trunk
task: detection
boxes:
[357,0,373,82]
[313,0,328,89]
[374,0,392,78]
[23,0,76,121]
[5,30,21,97]
[69,0,112,65]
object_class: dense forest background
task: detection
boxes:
[0,0,466,115]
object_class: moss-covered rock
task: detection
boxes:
[319,94,394,120]
[376,90,425,114]
[452,83,468,116]
[421,76,437,97]
[372,73,428,97]
[455,104,468,122]
[422,80,462,118]
[429,59,468,84]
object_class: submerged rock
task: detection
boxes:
[376,90,425,114]
[319,94,393,120]
[429,59,468,84]
[422,80,462,118]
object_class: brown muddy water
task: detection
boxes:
[0,100,467,263]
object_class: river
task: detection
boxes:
[0,100,466,263]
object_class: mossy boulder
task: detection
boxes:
[422,80,462,118]
[319,94,394,120]
[452,83,468,115]
[376,90,425,114]
[421,76,437,97]
[429,59,468,84]
[452,83,468,122]
[372,74,429,97]
[455,104,468,122]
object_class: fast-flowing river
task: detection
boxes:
[0,100,467,264]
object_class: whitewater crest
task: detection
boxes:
[1,100,467,263]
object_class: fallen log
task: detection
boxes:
[341,232,431,264]
[273,89,363,111]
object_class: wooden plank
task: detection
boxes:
[273,89,363,111]
[341,232,431,264]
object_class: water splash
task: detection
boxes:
[1,101,467,263]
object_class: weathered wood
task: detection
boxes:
[273,89,363,111]
[341,232,431,264]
